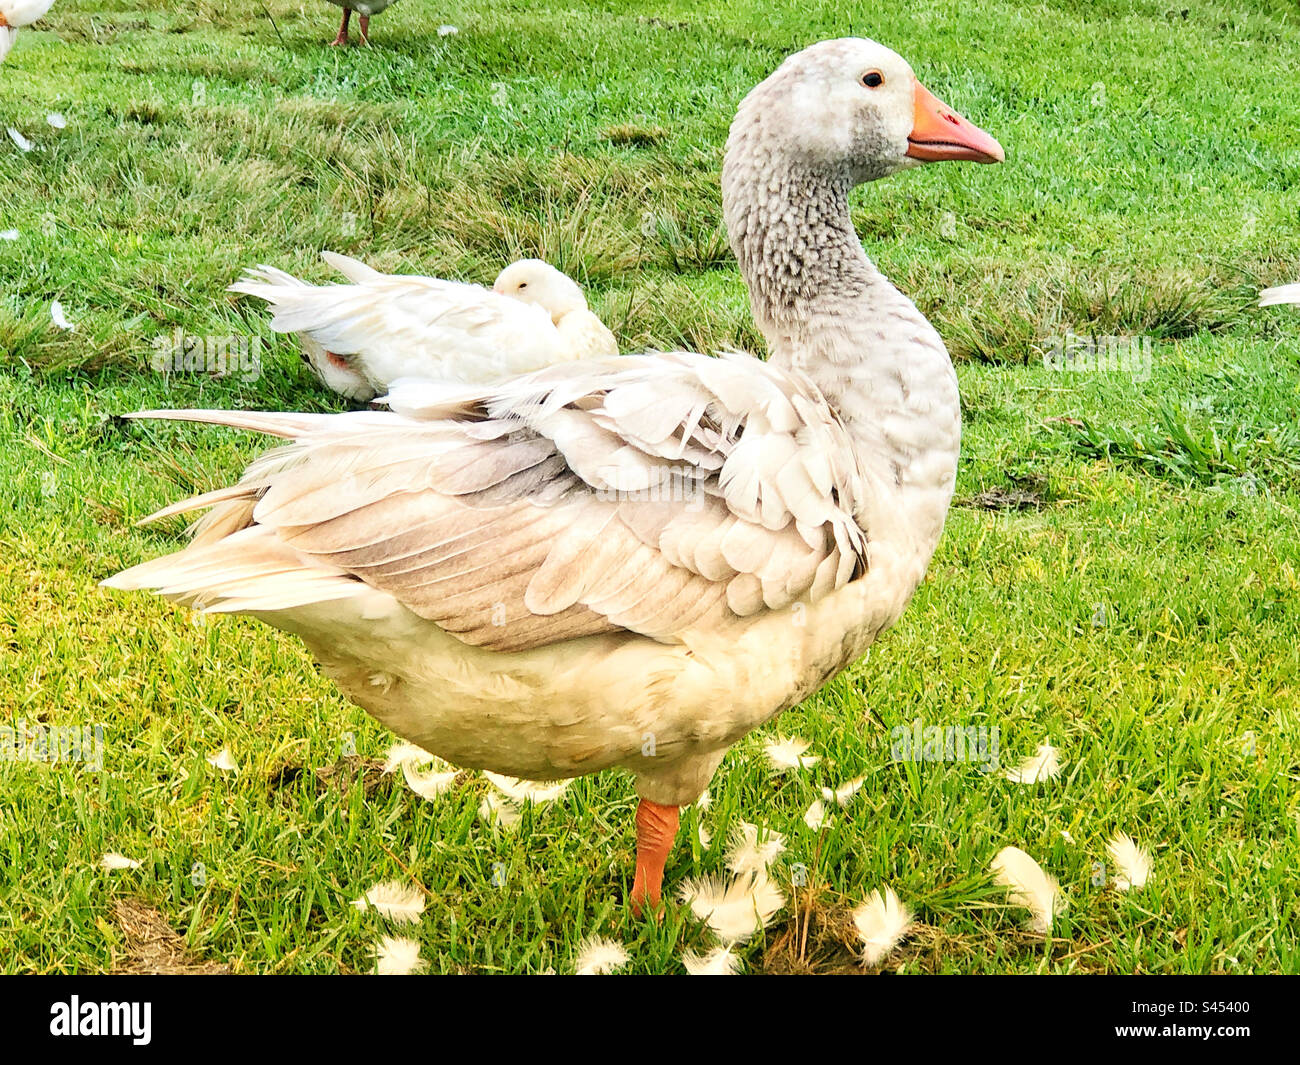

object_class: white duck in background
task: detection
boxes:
[1260,282,1300,308]
[105,38,1002,913]
[324,0,397,47]
[231,254,618,401]
[0,0,55,63]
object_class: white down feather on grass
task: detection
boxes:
[573,936,630,975]
[1107,832,1152,891]
[682,945,742,975]
[351,880,426,924]
[763,736,819,772]
[679,872,786,944]
[1002,741,1061,784]
[381,741,458,799]
[372,936,427,975]
[990,846,1064,934]
[851,885,913,966]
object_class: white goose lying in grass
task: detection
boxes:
[105,38,1002,913]
[0,0,55,62]
[1260,282,1300,308]
[232,254,618,401]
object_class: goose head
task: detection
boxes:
[729,37,1002,185]
[492,259,589,324]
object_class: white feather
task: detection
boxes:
[1002,741,1061,784]
[851,885,913,965]
[8,127,33,152]
[820,775,865,806]
[683,945,742,975]
[46,112,66,129]
[351,880,426,924]
[483,771,570,805]
[724,821,786,876]
[763,735,819,772]
[381,741,432,773]
[990,846,1063,933]
[573,936,629,975]
[678,872,786,943]
[100,852,141,870]
[478,791,522,830]
[803,799,831,830]
[50,300,74,331]
[206,747,238,772]
[372,935,427,975]
[0,229,17,240]
[695,789,711,810]
[1259,282,1300,307]
[1107,832,1152,891]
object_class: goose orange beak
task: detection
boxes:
[906,80,1004,164]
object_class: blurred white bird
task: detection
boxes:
[231,253,618,401]
[1260,282,1300,308]
[1,0,55,63]
[323,0,398,47]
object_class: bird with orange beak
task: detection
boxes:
[105,39,1002,919]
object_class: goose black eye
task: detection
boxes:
[518,282,527,289]
[861,70,884,88]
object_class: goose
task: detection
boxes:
[231,254,618,402]
[324,0,397,47]
[1260,283,1300,308]
[0,0,55,63]
[104,38,1003,914]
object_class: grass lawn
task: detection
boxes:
[2,0,1298,974]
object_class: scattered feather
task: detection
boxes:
[763,735,819,772]
[695,789,711,810]
[437,24,459,36]
[1002,742,1061,784]
[351,880,425,924]
[990,846,1063,933]
[206,747,237,772]
[679,872,786,943]
[8,128,33,152]
[47,113,67,129]
[821,776,865,806]
[852,885,913,965]
[696,823,712,850]
[1107,832,1152,891]
[483,771,569,805]
[100,852,141,871]
[725,821,786,876]
[401,758,457,799]
[1060,829,1075,844]
[0,229,18,241]
[50,300,74,331]
[573,936,629,975]
[803,799,831,830]
[478,791,522,830]
[381,741,433,774]
[373,935,427,975]
[683,945,742,975]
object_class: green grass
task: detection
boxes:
[2,0,1299,974]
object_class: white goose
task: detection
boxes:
[105,38,1003,913]
[232,254,617,402]
[0,0,55,62]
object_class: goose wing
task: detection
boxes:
[106,351,871,654]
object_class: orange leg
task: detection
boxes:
[358,14,370,45]
[329,9,350,46]
[630,799,680,916]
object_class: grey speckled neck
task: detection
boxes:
[721,118,962,554]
